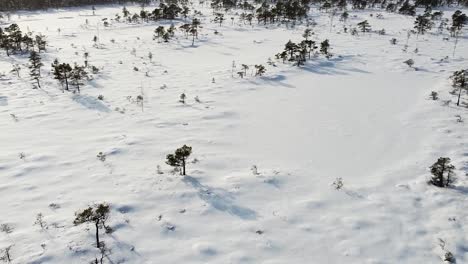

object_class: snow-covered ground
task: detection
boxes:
[0,3,467,263]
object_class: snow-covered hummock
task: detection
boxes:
[0,4,467,264]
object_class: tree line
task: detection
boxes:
[0,24,47,56]
[0,0,151,11]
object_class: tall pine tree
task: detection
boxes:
[28,51,43,88]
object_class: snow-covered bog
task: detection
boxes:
[0,2,467,264]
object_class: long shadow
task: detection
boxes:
[183,176,257,220]
[72,94,110,112]
[301,56,370,75]
[0,96,7,106]
[453,185,468,195]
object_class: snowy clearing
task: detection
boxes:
[0,3,467,264]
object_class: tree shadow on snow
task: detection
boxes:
[302,57,370,75]
[453,185,468,195]
[0,96,7,106]
[183,176,257,220]
[72,94,110,112]
[247,75,295,88]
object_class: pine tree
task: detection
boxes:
[166,145,192,175]
[70,64,88,93]
[340,11,349,23]
[320,39,330,56]
[214,13,224,26]
[285,40,298,61]
[302,28,312,40]
[122,6,130,17]
[154,26,165,42]
[5,24,22,53]
[34,34,47,52]
[29,51,43,88]
[451,10,467,33]
[414,14,433,36]
[429,157,456,187]
[255,64,266,76]
[451,10,467,56]
[11,64,21,77]
[242,64,249,75]
[162,32,171,42]
[451,69,467,106]
[190,26,197,46]
[52,59,72,91]
[357,20,371,32]
[22,33,34,51]
[74,203,111,249]
[179,93,186,104]
[398,1,416,16]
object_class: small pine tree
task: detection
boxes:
[429,157,456,187]
[254,64,266,76]
[214,13,224,26]
[404,58,414,68]
[74,204,111,248]
[122,7,130,17]
[190,27,197,46]
[162,32,171,42]
[166,145,192,175]
[320,39,330,57]
[451,69,467,106]
[0,245,12,263]
[179,93,186,104]
[52,59,72,91]
[35,34,47,52]
[357,20,371,32]
[241,64,249,76]
[340,11,349,23]
[11,64,20,77]
[302,28,312,40]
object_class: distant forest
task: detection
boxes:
[0,0,467,12]
[0,0,152,11]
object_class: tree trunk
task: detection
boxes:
[64,76,69,91]
[182,157,186,175]
[36,78,41,88]
[457,87,462,106]
[95,221,100,248]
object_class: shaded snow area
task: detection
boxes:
[0,4,467,264]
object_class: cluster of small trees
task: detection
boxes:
[0,24,47,56]
[179,18,201,45]
[255,0,311,25]
[152,18,201,45]
[414,11,434,36]
[52,59,89,93]
[153,25,176,42]
[115,3,186,23]
[275,29,331,67]
[235,63,266,78]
